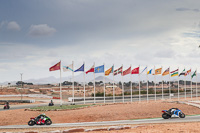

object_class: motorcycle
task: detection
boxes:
[3,104,10,109]
[28,114,52,126]
[162,108,185,119]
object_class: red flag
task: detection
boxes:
[122,66,131,76]
[49,61,61,71]
[86,65,94,74]
[131,67,139,74]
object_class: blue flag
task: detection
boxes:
[74,64,84,72]
[95,65,104,73]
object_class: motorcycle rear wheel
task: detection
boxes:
[162,113,170,119]
[28,120,35,126]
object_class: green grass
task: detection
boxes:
[30,104,95,111]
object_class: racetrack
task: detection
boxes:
[0,115,200,129]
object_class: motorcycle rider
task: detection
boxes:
[168,108,179,116]
[36,113,47,125]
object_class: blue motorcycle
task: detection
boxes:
[162,108,185,119]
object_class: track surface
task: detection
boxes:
[0,115,200,129]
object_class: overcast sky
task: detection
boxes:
[0,0,200,82]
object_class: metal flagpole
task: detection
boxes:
[122,64,124,103]
[104,63,105,104]
[139,65,141,102]
[184,68,186,100]
[154,66,156,101]
[60,60,62,106]
[94,62,96,103]
[196,69,197,100]
[131,64,132,102]
[83,62,86,104]
[162,66,163,100]
[178,67,179,101]
[146,65,148,102]
[169,67,171,99]
[113,65,115,103]
[72,61,75,104]
[191,68,192,100]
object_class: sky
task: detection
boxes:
[0,0,200,83]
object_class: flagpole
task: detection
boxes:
[196,69,197,100]
[191,68,192,100]
[60,60,62,106]
[146,65,148,102]
[113,65,115,103]
[72,61,74,104]
[169,67,171,100]
[178,67,179,101]
[184,68,186,100]
[139,65,141,102]
[104,63,105,104]
[122,64,124,103]
[130,64,132,102]
[83,62,85,104]
[162,66,163,100]
[154,66,156,101]
[94,62,96,103]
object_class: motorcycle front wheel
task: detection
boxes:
[45,119,52,125]
[179,113,185,118]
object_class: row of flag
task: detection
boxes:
[49,61,197,79]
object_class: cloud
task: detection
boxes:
[176,7,199,12]
[28,24,56,37]
[7,21,21,31]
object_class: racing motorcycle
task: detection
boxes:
[162,108,185,119]
[3,103,10,109]
[28,114,52,126]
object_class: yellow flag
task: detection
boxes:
[155,68,162,75]
[105,66,113,76]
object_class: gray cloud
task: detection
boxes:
[176,7,199,12]
[7,21,20,31]
[28,24,56,37]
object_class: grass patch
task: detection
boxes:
[30,104,96,111]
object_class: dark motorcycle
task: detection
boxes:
[28,114,52,126]
[48,100,54,106]
[3,103,10,109]
[162,108,185,119]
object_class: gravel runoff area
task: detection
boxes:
[0,98,200,132]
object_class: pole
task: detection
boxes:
[191,68,192,100]
[72,61,74,104]
[162,66,163,100]
[131,65,132,102]
[196,69,198,100]
[94,62,96,103]
[154,66,156,101]
[184,68,186,100]
[104,63,105,104]
[113,65,115,103]
[59,60,62,105]
[139,65,141,102]
[178,67,179,101]
[169,67,171,99]
[122,64,124,103]
[146,66,148,102]
[20,73,23,100]
[83,62,86,104]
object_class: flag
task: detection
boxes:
[162,68,169,76]
[185,69,191,76]
[155,68,162,75]
[131,67,139,74]
[95,65,104,73]
[114,66,123,76]
[179,69,185,76]
[74,64,84,72]
[86,65,94,74]
[63,64,73,72]
[49,61,61,71]
[191,70,197,78]
[147,69,152,74]
[122,66,131,76]
[105,66,114,76]
[171,69,178,77]
[140,67,147,74]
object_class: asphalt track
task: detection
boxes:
[0,115,200,129]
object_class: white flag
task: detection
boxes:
[63,64,73,72]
